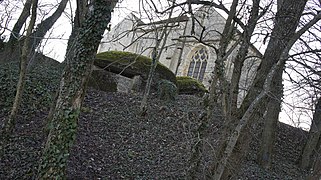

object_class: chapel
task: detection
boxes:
[98,5,261,105]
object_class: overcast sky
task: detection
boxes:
[41,0,138,62]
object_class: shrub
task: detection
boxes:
[157,79,178,101]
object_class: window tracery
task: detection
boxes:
[187,46,208,81]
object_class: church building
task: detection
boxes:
[98,5,261,104]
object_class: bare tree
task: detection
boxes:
[1,0,69,137]
[139,0,176,115]
[8,0,32,43]
[9,0,32,45]
[46,0,88,127]
[258,1,321,168]
[2,0,68,63]
[2,0,38,136]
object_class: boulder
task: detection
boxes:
[95,51,177,92]
[88,69,117,92]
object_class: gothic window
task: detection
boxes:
[187,47,208,81]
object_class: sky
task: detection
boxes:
[36,0,137,62]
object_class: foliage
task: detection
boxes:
[157,79,177,101]
[95,51,177,85]
[176,76,208,96]
[0,60,63,115]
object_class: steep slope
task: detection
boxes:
[0,60,311,179]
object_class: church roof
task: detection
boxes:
[137,15,189,26]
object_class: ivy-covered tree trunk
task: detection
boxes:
[64,0,87,62]
[36,0,116,178]
[46,0,88,129]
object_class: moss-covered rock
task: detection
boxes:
[95,51,177,91]
[176,76,208,96]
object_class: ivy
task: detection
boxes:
[36,1,114,178]
[0,61,63,115]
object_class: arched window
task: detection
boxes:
[187,46,208,81]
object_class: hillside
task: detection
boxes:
[0,60,311,179]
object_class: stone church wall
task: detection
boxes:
[98,6,261,105]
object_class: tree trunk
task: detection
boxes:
[230,0,260,112]
[300,97,321,169]
[238,0,307,118]
[64,0,87,63]
[28,0,68,54]
[46,0,88,131]
[213,56,285,180]
[36,0,116,178]
[3,0,38,136]
[208,0,238,111]
[258,61,284,168]
[257,6,321,168]
[207,0,239,177]
[3,0,68,64]
[230,0,306,171]
[8,0,32,43]
[306,148,321,180]
[139,2,175,115]
[2,0,32,64]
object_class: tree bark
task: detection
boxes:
[207,0,239,178]
[36,0,116,178]
[258,8,321,169]
[258,60,284,168]
[3,0,38,136]
[46,0,88,131]
[230,0,260,112]
[29,0,68,53]
[300,97,321,169]
[213,54,286,180]
[64,0,87,63]
[207,0,238,121]
[238,0,307,118]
